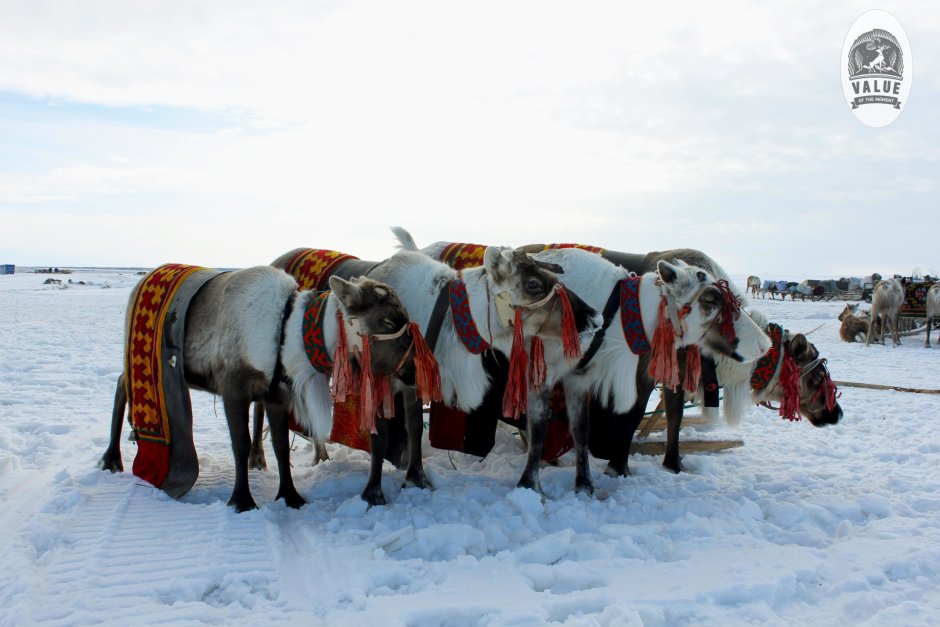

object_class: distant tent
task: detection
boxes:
[0,264,14,275]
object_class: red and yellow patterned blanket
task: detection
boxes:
[438,242,487,271]
[283,248,358,291]
[125,263,205,488]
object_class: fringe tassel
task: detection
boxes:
[778,351,802,421]
[410,322,442,403]
[358,340,378,433]
[556,287,582,361]
[683,345,702,394]
[529,336,546,389]
[331,311,355,403]
[813,374,840,412]
[502,308,528,419]
[715,279,742,342]
[649,297,680,390]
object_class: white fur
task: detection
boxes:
[280,291,343,441]
[183,266,297,384]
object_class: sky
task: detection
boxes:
[0,0,938,277]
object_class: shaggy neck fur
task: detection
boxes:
[280,290,346,442]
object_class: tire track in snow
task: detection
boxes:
[15,474,288,624]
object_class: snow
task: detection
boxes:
[2,269,940,625]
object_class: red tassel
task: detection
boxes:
[778,350,802,421]
[683,345,702,394]
[375,373,393,419]
[715,279,742,342]
[502,309,528,419]
[813,374,840,412]
[529,336,546,389]
[649,297,680,390]
[331,311,355,403]
[410,322,442,403]
[358,340,377,433]
[556,286,582,361]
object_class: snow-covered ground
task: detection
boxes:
[2,268,939,626]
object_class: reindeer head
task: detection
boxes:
[328,276,416,378]
[483,247,601,339]
[657,260,771,362]
[781,333,842,426]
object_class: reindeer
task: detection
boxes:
[100,267,418,511]
[395,232,771,493]
[256,246,602,505]
[863,38,894,73]
[838,303,870,343]
[924,284,940,348]
[517,245,834,475]
[746,276,761,299]
[866,278,904,347]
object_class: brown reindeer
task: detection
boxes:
[838,303,871,343]
[866,278,904,347]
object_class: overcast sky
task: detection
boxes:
[1,1,937,277]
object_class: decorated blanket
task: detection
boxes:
[125,264,221,497]
[901,281,936,316]
[282,248,358,291]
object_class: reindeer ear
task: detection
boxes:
[789,333,810,359]
[657,260,681,284]
[513,248,563,274]
[484,246,511,284]
[328,275,362,311]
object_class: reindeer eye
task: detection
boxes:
[382,318,397,330]
[697,271,707,282]
[525,277,545,294]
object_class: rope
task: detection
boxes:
[832,380,940,395]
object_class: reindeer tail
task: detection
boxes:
[391,226,420,251]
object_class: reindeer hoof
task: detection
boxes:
[276,488,306,509]
[403,469,433,490]
[227,493,258,513]
[98,450,123,473]
[575,479,595,496]
[516,476,544,497]
[603,463,628,478]
[248,450,267,471]
[361,486,387,507]
[663,456,684,474]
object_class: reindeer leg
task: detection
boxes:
[99,373,127,472]
[362,416,390,506]
[564,386,593,495]
[604,375,655,478]
[222,393,257,512]
[266,399,306,509]
[517,388,551,495]
[402,390,432,490]
[926,316,932,348]
[662,386,686,474]
[248,401,267,470]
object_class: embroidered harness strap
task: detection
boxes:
[750,323,784,391]
[449,277,492,354]
[620,275,652,355]
[302,291,334,374]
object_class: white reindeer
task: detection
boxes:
[925,284,940,348]
[866,278,904,347]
